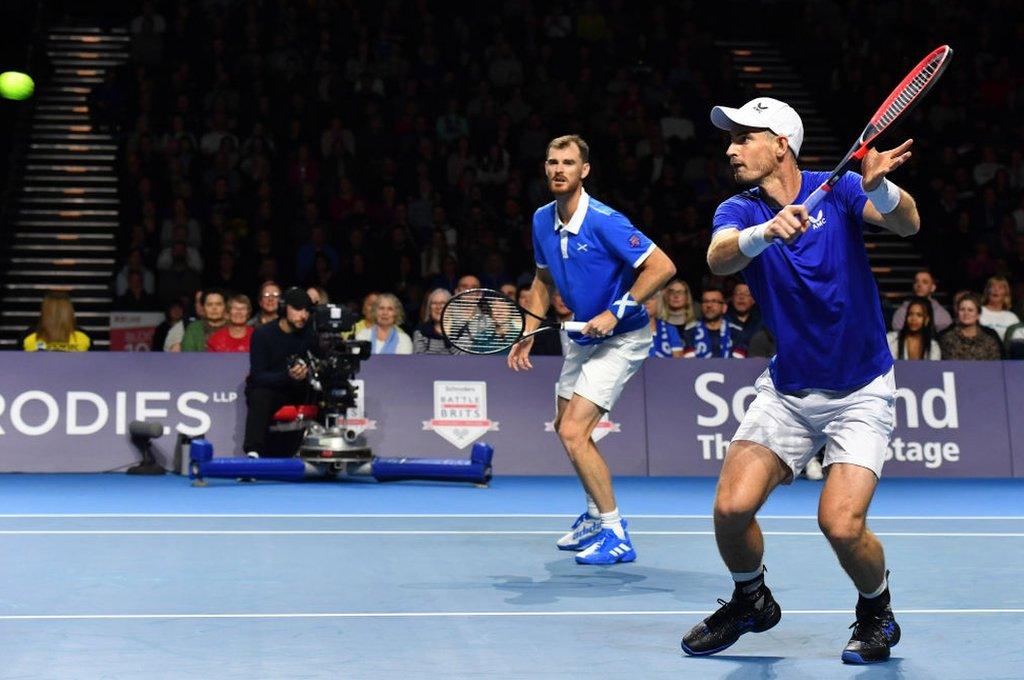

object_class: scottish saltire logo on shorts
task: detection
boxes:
[336,379,377,435]
[629,233,641,248]
[423,381,499,449]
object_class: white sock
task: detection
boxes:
[600,508,625,539]
[586,494,600,519]
[731,563,764,584]
[859,573,888,600]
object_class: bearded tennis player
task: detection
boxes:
[679,98,919,664]
[509,134,675,565]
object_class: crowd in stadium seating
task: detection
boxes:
[59,0,1021,360]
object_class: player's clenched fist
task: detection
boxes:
[765,205,810,244]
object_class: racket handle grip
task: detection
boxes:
[562,321,587,332]
[803,185,829,212]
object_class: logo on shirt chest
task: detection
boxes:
[808,210,827,230]
[577,242,589,252]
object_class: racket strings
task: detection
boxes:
[441,291,525,354]
[878,55,946,129]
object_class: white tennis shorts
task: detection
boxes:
[557,326,651,411]
[732,367,897,480]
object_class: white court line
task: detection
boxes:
[0,513,1022,520]
[0,530,1022,537]
[0,608,1021,622]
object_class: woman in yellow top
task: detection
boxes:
[22,292,91,352]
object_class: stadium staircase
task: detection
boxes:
[718,41,925,302]
[0,26,128,350]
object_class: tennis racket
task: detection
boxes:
[803,45,953,212]
[440,288,586,355]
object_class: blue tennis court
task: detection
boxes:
[1,475,1021,679]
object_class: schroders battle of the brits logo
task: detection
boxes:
[544,386,620,442]
[423,381,499,449]
[336,379,376,435]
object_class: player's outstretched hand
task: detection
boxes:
[765,205,810,244]
[581,310,619,339]
[861,138,913,191]
[508,336,534,372]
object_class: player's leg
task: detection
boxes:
[558,327,649,564]
[713,440,790,574]
[682,368,819,656]
[680,440,789,656]
[820,368,900,664]
[552,348,606,552]
[819,463,900,664]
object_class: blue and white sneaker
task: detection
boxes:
[574,524,636,565]
[556,513,603,551]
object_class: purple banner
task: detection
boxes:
[1005,361,1024,477]
[888,361,1012,477]
[645,359,769,476]
[357,356,648,476]
[0,354,1020,477]
[0,354,247,472]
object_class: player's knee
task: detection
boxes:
[713,494,757,532]
[818,513,866,548]
[556,418,588,448]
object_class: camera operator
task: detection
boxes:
[243,287,315,458]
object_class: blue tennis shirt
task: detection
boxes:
[533,189,655,346]
[712,170,894,392]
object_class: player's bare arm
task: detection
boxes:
[707,205,810,276]
[860,139,920,237]
[581,246,676,338]
[508,267,555,371]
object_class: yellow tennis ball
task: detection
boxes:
[0,71,34,101]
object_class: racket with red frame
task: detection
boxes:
[803,45,953,212]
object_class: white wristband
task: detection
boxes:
[738,223,771,258]
[865,178,901,214]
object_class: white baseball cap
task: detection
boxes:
[710,97,804,158]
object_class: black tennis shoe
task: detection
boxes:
[680,585,782,656]
[842,604,901,664]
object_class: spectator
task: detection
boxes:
[115,270,160,311]
[22,292,91,352]
[151,298,184,352]
[181,289,228,351]
[725,282,761,348]
[205,251,247,295]
[980,275,1020,341]
[891,270,953,332]
[499,282,517,299]
[156,240,202,306]
[243,288,315,458]
[352,292,379,336]
[1004,320,1024,360]
[661,278,698,336]
[455,274,482,294]
[115,249,156,297]
[356,293,413,354]
[939,293,1003,360]
[747,326,776,358]
[886,297,941,360]
[645,294,683,358]
[295,225,340,284]
[683,287,746,358]
[306,287,329,305]
[207,294,255,352]
[413,288,456,355]
[250,281,282,327]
